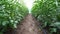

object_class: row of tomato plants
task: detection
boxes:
[0,0,28,34]
[32,0,60,34]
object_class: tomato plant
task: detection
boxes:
[32,0,60,34]
[0,0,28,34]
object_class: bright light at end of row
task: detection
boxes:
[23,0,35,13]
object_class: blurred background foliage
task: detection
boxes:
[0,0,28,34]
[32,0,60,34]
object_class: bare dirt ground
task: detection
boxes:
[14,14,44,34]
[5,14,47,34]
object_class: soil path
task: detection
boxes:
[4,14,47,34]
[14,14,44,34]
